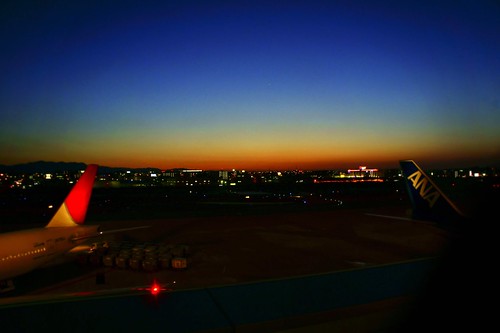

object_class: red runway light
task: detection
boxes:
[135,279,171,295]
[151,283,160,296]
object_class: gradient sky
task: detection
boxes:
[1,1,499,170]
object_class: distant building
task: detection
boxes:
[346,166,380,178]
[219,170,229,180]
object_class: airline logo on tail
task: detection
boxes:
[400,160,465,227]
[406,170,440,208]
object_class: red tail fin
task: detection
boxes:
[65,164,98,224]
[46,164,98,227]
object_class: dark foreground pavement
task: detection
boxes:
[1,258,440,333]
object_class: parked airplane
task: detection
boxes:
[367,160,468,231]
[0,164,146,293]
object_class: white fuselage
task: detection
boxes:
[0,225,99,280]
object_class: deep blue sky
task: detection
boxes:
[1,1,499,169]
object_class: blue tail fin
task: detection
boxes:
[400,160,465,229]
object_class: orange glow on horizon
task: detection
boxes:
[2,138,498,171]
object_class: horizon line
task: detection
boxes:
[1,160,498,172]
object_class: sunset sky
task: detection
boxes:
[1,1,499,170]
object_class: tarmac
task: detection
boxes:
[1,204,457,332]
[12,206,449,292]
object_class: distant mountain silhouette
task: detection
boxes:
[0,161,162,174]
[0,161,86,174]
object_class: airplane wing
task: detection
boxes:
[70,226,151,242]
